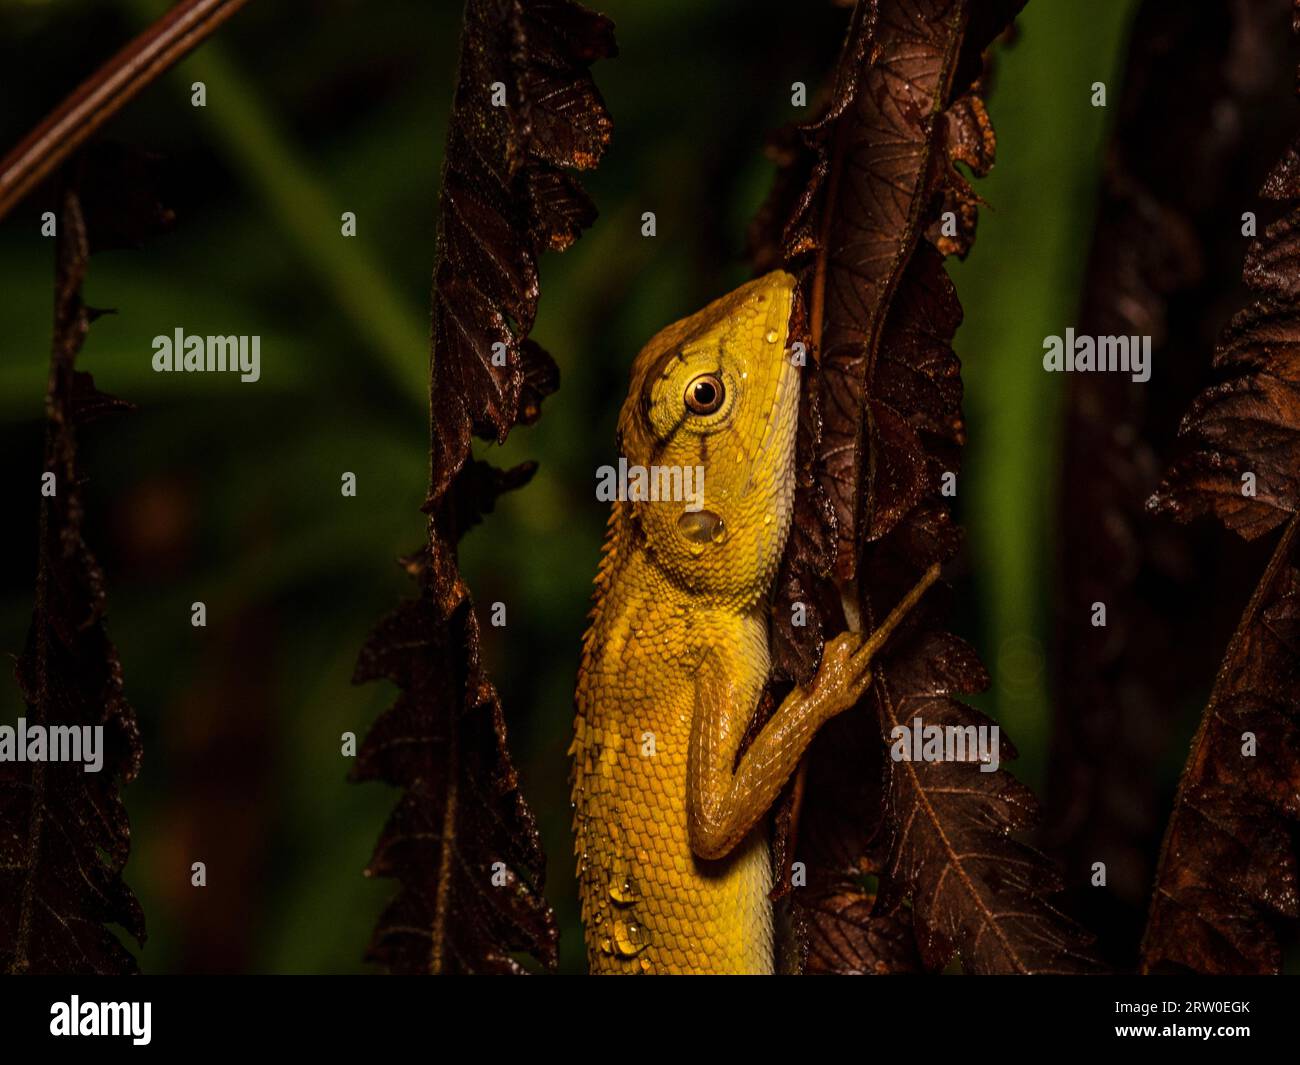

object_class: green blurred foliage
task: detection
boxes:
[0,0,1139,973]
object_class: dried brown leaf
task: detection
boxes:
[768,292,838,686]
[353,572,553,975]
[753,0,1095,974]
[794,704,923,975]
[1,170,148,974]
[1150,147,1300,536]
[428,0,614,498]
[353,0,614,974]
[1141,4,1300,968]
[1046,0,1298,966]
[1140,518,1300,973]
[873,632,1098,973]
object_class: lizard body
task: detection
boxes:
[572,271,934,974]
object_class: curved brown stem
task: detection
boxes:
[0,0,251,222]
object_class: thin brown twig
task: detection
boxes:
[0,0,251,223]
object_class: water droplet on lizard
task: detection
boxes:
[677,509,725,545]
[613,919,648,958]
[765,329,779,344]
[608,872,639,907]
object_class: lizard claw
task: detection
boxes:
[813,563,943,713]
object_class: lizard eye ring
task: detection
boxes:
[684,373,724,415]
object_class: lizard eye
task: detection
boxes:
[684,373,724,415]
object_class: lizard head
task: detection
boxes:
[615,270,800,605]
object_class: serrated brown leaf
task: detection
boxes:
[749,0,998,582]
[812,0,967,580]
[354,0,613,974]
[428,0,614,499]
[1046,0,1299,966]
[794,703,923,975]
[873,632,1099,973]
[1140,518,1300,973]
[801,891,922,975]
[1151,156,1300,535]
[1141,4,1300,968]
[768,292,837,686]
[0,181,144,974]
[753,0,1096,975]
[925,94,994,258]
[352,587,555,975]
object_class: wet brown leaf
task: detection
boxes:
[794,703,923,975]
[1142,8,1300,966]
[0,163,152,974]
[873,632,1097,973]
[353,561,554,975]
[753,0,1096,974]
[801,890,922,975]
[768,291,838,685]
[1151,140,1300,537]
[1046,0,1298,967]
[1140,518,1300,973]
[428,0,614,499]
[353,0,614,974]
[751,0,984,581]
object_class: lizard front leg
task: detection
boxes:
[687,563,941,860]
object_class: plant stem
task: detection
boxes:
[0,0,252,222]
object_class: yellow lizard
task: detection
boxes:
[571,270,938,974]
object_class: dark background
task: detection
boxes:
[0,0,1157,973]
